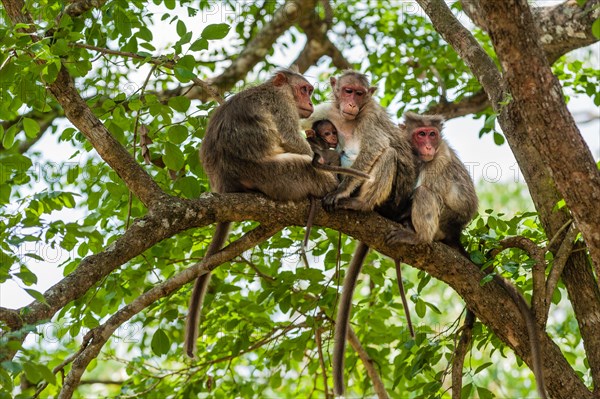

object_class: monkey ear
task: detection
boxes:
[330,77,337,88]
[369,86,377,95]
[305,129,316,138]
[273,72,288,87]
[288,65,300,73]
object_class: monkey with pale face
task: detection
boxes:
[185,70,339,358]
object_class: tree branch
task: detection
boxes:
[57,223,282,399]
[346,327,390,399]
[63,0,108,17]
[545,224,579,319]
[497,236,547,327]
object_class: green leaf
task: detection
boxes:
[151,328,170,356]
[592,18,600,40]
[163,142,185,170]
[201,23,230,40]
[23,118,40,138]
[174,67,196,83]
[24,288,47,304]
[2,125,17,149]
[415,298,426,318]
[23,362,42,384]
[476,386,495,399]
[493,131,505,145]
[168,96,191,113]
[190,38,209,52]
[167,125,189,144]
[176,20,187,37]
[174,176,202,198]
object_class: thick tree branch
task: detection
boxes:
[57,223,282,399]
[63,0,107,17]
[472,0,600,301]
[294,11,352,72]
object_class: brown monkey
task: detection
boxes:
[387,112,478,247]
[185,70,339,358]
[386,113,546,399]
[309,71,416,396]
[306,119,341,167]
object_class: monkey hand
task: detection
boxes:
[386,227,420,246]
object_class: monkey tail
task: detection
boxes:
[333,242,369,396]
[184,222,232,358]
[312,153,371,180]
[394,260,415,338]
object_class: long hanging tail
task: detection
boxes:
[394,260,415,338]
[333,242,369,396]
[184,222,232,358]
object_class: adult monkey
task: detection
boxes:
[185,69,339,358]
[309,71,416,396]
[386,113,546,399]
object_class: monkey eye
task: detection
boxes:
[417,130,427,137]
[355,91,364,96]
[344,88,353,94]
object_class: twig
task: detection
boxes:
[315,328,331,399]
[544,224,579,321]
[346,327,390,399]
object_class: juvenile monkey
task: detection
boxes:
[306,119,341,167]
[186,70,339,358]
[310,71,416,396]
[386,113,546,399]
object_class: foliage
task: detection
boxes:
[0,1,597,398]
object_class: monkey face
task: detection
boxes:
[332,77,376,121]
[413,128,440,162]
[294,83,314,118]
[318,123,338,148]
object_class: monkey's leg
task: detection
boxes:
[386,226,421,246]
[184,222,232,358]
[394,260,415,338]
[334,148,397,211]
[333,242,370,396]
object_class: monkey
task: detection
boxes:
[306,119,341,167]
[385,112,546,399]
[386,112,478,247]
[185,69,340,358]
[307,71,417,397]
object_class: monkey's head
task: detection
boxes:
[272,70,314,118]
[312,120,338,148]
[331,72,376,121]
[404,112,444,162]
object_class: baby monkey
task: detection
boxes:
[306,119,341,167]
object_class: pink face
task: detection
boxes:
[318,122,338,148]
[338,85,367,120]
[412,127,440,162]
[294,82,314,118]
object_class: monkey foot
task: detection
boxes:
[386,227,420,246]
